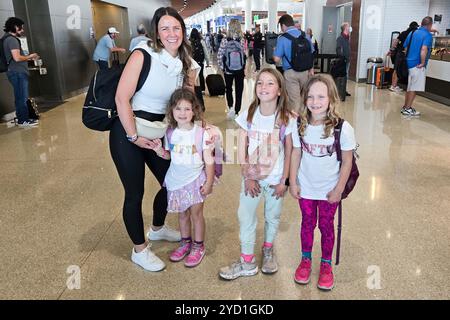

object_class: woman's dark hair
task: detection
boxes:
[4,17,24,33]
[278,14,294,28]
[189,28,201,42]
[409,21,419,29]
[149,7,192,85]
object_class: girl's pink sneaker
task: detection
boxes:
[184,244,206,267]
[317,262,334,290]
[169,241,192,262]
[294,258,312,284]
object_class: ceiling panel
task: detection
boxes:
[171,0,216,18]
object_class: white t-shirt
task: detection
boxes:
[131,44,200,114]
[292,121,356,200]
[235,108,297,185]
[163,124,211,191]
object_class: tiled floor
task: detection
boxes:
[1,66,449,299]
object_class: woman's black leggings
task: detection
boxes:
[109,111,170,245]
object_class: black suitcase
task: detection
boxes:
[27,98,40,120]
[206,74,225,96]
[334,76,347,102]
[265,32,278,64]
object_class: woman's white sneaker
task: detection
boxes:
[131,245,166,272]
[147,225,181,242]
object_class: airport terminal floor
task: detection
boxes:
[1,66,449,300]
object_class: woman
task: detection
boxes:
[112,7,199,272]
[217,19,246,120]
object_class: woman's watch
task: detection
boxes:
[126,134,138,143]
[281,178,290,186]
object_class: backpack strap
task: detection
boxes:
[166,127,174,151]
[333,118,345,266]
[194,125,205,155]
[334,118,344,163]
[125,48,151,93]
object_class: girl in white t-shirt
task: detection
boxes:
[289,74,356,290]
[150,88,215,268]
[219,68,296,280]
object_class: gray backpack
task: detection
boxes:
[223,38,245,73]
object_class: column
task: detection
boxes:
[268,0,278,32]
[245,0,252,32]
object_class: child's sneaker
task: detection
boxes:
[169,240,192,262]
[261,246,278,274]
[317,262,334,290]
[219,256,258,280]
[184,243,206,267]
[294,258,312,284]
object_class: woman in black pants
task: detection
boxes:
[217,19,246,120]
[112,7,199,271]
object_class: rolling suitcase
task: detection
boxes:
[265,32,278,64]
[27,98,40,120]
[206,74,225,96]
[334,76,347,102]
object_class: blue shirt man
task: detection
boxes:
[400,16,434,118]
[273,26,315,71]
[92,27,126,70]
[403,26,432,69]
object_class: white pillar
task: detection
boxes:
[304,0,327,44]
[268,0,278,32]
[245,0,252,32]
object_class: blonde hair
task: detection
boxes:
[166,89,204,128]
[299,74,341,138]
[227,19,243,39]
[247,68,292,126]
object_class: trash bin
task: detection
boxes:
[367,57,383,84]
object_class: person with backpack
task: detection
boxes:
[289,75,356,291]
[219,68,296,280]
[147,89,217,267]
[92,27,126,70]
[273,14,315,114]
[1,17,40,127]
[336,22,352,98]
[112,7,200,272]
[217,19,246,120]
[389,22,419,93]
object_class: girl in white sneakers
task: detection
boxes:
[219,68,296,280]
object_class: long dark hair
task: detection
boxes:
[149,7,192,83]
[189,28,201,42]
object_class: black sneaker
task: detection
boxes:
[401,107,421,116]
[18,119,39,127]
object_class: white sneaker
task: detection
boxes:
[147,225,181,242]
[227,107,236,120]
[131,245,166,272]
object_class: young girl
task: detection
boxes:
[219,68,296,280]
[289,74,356,290]
[150,88,215,267]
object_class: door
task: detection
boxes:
[321,6,339,54]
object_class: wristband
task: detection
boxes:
[126,134,138,143]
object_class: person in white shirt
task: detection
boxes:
[219,68,295,280]
[129,24,151,51]
[113,7,200,272]
[289,74,356,291]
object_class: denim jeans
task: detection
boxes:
[6,71,29,123]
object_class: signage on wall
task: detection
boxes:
[434,14,442,23]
